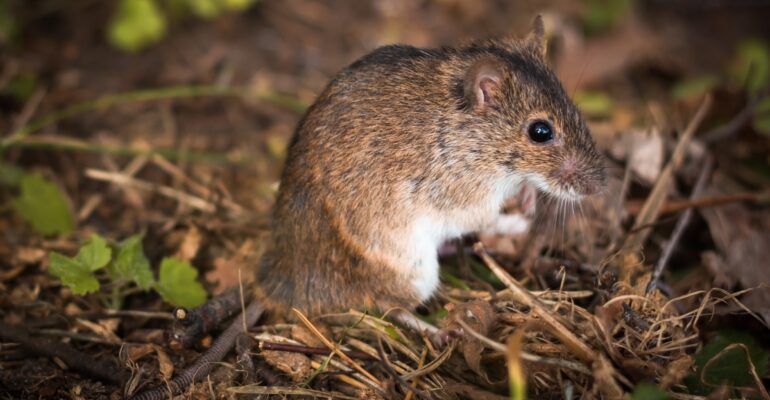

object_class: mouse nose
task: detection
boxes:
[557,156,606,195]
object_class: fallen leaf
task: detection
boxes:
[259,350,312,382]
[174,225,202,262]
[154,345,174,379]
[441,300,496,377]
[610,128,664,185]
[699,174,770,325]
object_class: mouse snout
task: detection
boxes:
[555,155,606,196]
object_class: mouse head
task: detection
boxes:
[461,16,606,201]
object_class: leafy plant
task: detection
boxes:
[12,173,75,236]
[49,234,207,309]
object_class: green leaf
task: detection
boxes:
[752,97,770,136]
[685,330,769,395]
[672,75,721,100]
[49,252,100,295]
[12,173,74,236]
[109,235,154,289]
[729,40,770,93]
[76,234,112,271]
[574,90,614,118]
[629,383,670,400]
[108,0,167,53]
[156,257,207,307]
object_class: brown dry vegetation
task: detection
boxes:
[1,1,769,399]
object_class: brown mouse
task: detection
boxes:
[256,16,606,316]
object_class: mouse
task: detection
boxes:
[255,16,606,316]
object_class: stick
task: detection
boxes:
[623,96,712,254]
[0,321,128,384]
[130,301,264,400]
[647,156,714,294]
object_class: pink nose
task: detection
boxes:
[557,157,604,195]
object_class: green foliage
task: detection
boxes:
[49,235,111,295]
[48,234,207,309]
[108,0,258,52]
[12,173,75,236]
[574,90,614,118]
[672,75,721,100]
[629,383,670,400]
[581,0,632,35]
[685,330,769,395]
[108,235,154,289]
[156,257,208,307]
[729,40,770,94]
[108,0,167,52]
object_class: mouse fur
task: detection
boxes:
[256,17,606,316]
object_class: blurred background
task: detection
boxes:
[2,1,769,206]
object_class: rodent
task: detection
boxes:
[255,16,606,316]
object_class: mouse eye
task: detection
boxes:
[527,120,554,144]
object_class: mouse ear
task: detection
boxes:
[524,15,547,61]
[464,58,503,112]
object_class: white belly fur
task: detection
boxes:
[403,175,523,300]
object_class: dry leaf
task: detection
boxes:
[259,350,312,382]
[700,175,770,325]
[154,345,174,379]
[174,225,202,262]
[611,128,664,185]
[126,344,155,362]
[442,300,496,377]
[75,318,121,343]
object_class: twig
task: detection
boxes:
[258,341,375,360]
[166,286,247,350]
[1,85,306,149]
[9,134,248,163]
[647,156,714,294]
[474,243,596,362]
[623,96,712,254]
[375,336,431,400]
[130,300,264,400]
[454,319,590,375]
[625,191,763,216]
[291,308,381,385]
[85,169,217,213]
[0,321,129,384]
[150,154,248,216]
[227,384,358,399]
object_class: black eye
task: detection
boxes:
[528,120,554,144]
